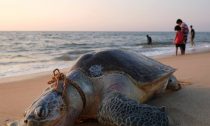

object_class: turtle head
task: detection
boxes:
[22,89,67,126]
[167,75,181,91]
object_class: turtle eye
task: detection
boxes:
[34,106,48,119]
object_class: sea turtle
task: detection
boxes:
[7,49,181,126]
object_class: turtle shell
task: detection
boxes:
[71,49,175,84]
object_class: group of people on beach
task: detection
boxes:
[146,18,195,56]
[174,18,195,56]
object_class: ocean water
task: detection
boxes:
[0,31,210,78]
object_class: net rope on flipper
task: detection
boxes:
[48,68,86,109]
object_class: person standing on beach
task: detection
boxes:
[174,25,184,56]
[176,19,189,54]
[190,25,195,46]
[146,35,152,45]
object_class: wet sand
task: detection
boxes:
[1,52,210,126]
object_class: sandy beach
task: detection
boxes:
[1,51,210,126]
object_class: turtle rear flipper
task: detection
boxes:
[167,75,181,91]
[97,92,169,126]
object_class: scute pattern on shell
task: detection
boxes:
[88,64,103,77]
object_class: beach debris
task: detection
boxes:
[179,80,192,86]
[7,49,181,126]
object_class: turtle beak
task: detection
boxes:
[23,119,41,126]
[22,114,50,126]
[6,120,26,126]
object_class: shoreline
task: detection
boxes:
[1,50,210,126]
[2,47,209,85]
[0,68,70,84]
[1,44,210,80]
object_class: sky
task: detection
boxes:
[0,0,209,31]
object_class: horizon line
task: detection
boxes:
[0,30,210,32]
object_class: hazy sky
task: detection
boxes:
[0,0,209,31]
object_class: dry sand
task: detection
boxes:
[1,52,210,126]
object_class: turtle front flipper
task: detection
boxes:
[97,92,169,126]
